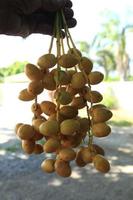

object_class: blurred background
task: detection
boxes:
[0,0,133,200]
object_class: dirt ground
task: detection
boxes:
[0,126,133,200]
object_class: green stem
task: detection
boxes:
[61,11,75,47]
[48,14,57,53]
[34,96,38,119]
[62,11,93,144]
[61,37,65,55]
[61,10,72,50]
[48,35,54,53]
[55,12,62,122]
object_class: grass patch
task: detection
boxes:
[101,87,118,109]
[111,109,133,127]
[0,140,45,153]
[5,146,21,152]
[104,77,120,82]
[109,120,133,127]
[0,143,21,153]
[80,108,133,127]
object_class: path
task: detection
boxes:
[0,126,133,200]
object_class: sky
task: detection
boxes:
[0,0,133,67]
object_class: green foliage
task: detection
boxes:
[0,74,4,83]
[0,141,21,152]
[0,72,4,77]
[96,50,116,79]
[101,87,118,109]
[76,11,133,81]
[0,61,27,77]
[97,50,116,68]
[127,75,133,81]
[92,10,133,81]
[77,41,90,55]
[105,76,120,82]
[101,13,120,42]
[93,14,120,50]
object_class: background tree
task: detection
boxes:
[96,50,116,80]
[0,61,27,77]
[77,41,90,55]
[93,11,133,80]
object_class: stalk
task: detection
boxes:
[55,12,62,123]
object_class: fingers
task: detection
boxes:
[65,0,73,8]
[62,7,77,28]
[0,0,76,37]
[28,18,76,36]
[26,10,76,37]
[63,1,77,28]
[13,0,67,14]
[65,18,77,28]
[63,8,74,19]
[41,0,73,11]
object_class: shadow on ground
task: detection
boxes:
[0,126,133,200]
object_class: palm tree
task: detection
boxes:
[115,25,133,80]
[77,39,116,79]
[93,11,133,80]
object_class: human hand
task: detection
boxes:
[0,0,76,37]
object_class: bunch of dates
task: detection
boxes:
[15,11,113,178]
